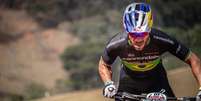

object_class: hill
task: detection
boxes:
[35,67,198,101]
[0,9,79,96]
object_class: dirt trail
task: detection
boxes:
[35,67,198,101]
[168,67,198,97]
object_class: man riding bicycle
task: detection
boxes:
[98,2,201,101]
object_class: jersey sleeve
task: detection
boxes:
[101,32,127,65]
[168,39,191,61]
[160,32,191,61]
[102,46,118,65]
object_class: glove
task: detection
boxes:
[103,81,117,98]
[196,88,201,101]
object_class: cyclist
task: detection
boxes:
[98,2,201,101]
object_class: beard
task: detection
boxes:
[129,34,150,51]
[133,43,145,51]
[132,38,147,51]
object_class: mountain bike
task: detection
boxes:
[115,91,196,101]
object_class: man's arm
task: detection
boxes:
[99,57,117,98]
[98,57,113,84]
[186,52,201,87]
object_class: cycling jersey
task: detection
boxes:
[102,28,191,78]
[102,28,190,99]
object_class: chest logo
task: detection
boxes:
[128,54,135,57]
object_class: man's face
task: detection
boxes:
[128,32,149,51]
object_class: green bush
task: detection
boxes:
[162,28,189,45]
[152,0,201,28]
[24,83,47,100]
[67,67,101,90]
[0,95,23,101]
[60,41,104,90]
[61,41,104,70]
[70,14,121,41]
[60,10,124,91]
[161,24,201,51]
[189,24,201,47]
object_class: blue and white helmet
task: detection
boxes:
[123,3,153,33]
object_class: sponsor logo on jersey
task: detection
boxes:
[128,53,135,57]
[122,55,159,61]
[122,58,161,72]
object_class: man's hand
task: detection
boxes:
[103,81,117,98]
[196,89,201,101]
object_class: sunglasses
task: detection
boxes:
[128,32,149,39]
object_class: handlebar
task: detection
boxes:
[115,92,196,101]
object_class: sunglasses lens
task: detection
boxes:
[129,32,148,38]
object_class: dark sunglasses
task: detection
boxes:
[128,32,149,39]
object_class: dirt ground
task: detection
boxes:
[168,67,198,97]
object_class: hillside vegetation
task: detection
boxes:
[0,9,79,100]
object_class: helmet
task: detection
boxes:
[123,3,153,34]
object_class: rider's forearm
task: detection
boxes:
[187,53,201,87]
[98,57,113,84]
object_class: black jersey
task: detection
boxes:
[102,28,190,78]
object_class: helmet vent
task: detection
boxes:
[135,4,140,11]
[141,14,145,26]
[129,14,134,26]
[128,7,132,11]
